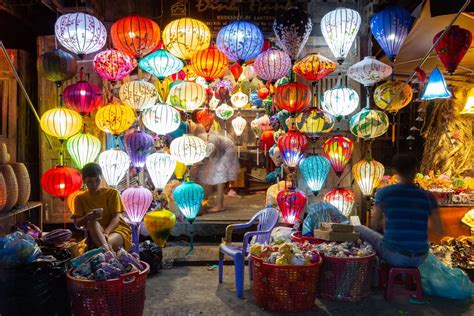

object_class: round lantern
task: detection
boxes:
[142,103,180,135]
[93,49,136,82]
[324,188,355,217]
[249,90,262,108]
[321,85,359,120]
[95,103,136,136]
[274,83,312,114]
[41,165,83,199]
[321,8,361,64]
[121,186,153,223]
[196,108,214,133]
[146,152,176,193]
[215,103,234,121]
[293,53,337,82]
[168,81,207,112]
[98,149,130,187]
[349,108,389,139]
[347,56,392,86]
[144,208,176,247]
[190,45,229,82]
[63,81,102,116]
[55,13,107,58]
[277,186,307,225]
[273,7,313,61]
[111,15,161,58]
[40,107,82,141]
[434,25,472,75]
[119,80,159,112]
[269,144,283,166]
[257,114,272,132]
[162,18,211,60]
[299,154,330,195]
[174,180,205,223]
[231,115,247,137]
[217,21,264,63]
[295,108,335,137]
[352,158,385,196]
[123,130,154,172]
[260,131,275,151]
[374,80,413,113]
[277,130,308,170]
[139,42,184,80]
[66,132,101,170]
[66,189,85,214]
[170,134,207,166]
[323,135,354,177]
[254,48,292,82]
[37,49,78,87]
[230,91,249,109]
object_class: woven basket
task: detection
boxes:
[0,164,18,211]
[0,172,7,211]
[11,163,30,206]
[0,143,10,164]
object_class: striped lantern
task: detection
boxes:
[321,85,359,120]
[347,56,392,87]
[95,103,136,135]
[162,18,211,60]
[273,83,312,114]
[324,188,356,217]
[41,165,83,200]
[292,53,337,82]
[168,81,207,112]
[119,80,159,112]
[216,21,264,63]
[63,81,102,116]
[37,49,78,87]
[40,107,82,141]
[374,80,413,113]
[123,130,154,172]
[142,103,180,135]
[93,49,137,82]
[121,186,153,223]
[299,154,331,195]
[349,107,389,139]
[66,189,85,214]
[254,48,292,82]
[190,45,229,82]
[170,134,207,166]
[146,152,176,193]
[322,135,354,177]
[277,186,307,225]
[139,42,184,81]
[352,158,385,196]
[295,108,335,137]
[277,130,308,169]
[173,180,205,223]
[66,132,101,170]
[98,149,130,187]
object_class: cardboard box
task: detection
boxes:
[320,223,354,233]
[314,229,360,242]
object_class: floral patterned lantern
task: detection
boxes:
[146,152,176,193]
[295,108,335,137]
[434,25,472,75]
[321,85,359,120]
[162,18,211,60]
[277,186,307,225]
[37,49,77,87]
[217,21,264,63]
[277,130,308,170]
[41,166,83,200]
[254,48,292,82]
[374,80,413,113]
[230,91,249,109]
[420,67,452,100]
[293,53,337,82]
[324,188,355,216]
[98,148,130,187]
[190,45,229,82]
[274,83,312,114]
[299,154,331,195]
[142,103,180,135]
[323,135,354,177]
[93,49,136,82]
[63,81,102,116]
[144,208,176,247]
[66,132,101,170]
[40,106,82,141]
[257,114,272,132]
[119,80,159,112]
[168,81,207,112]
[95,103,136,136]
[231,115,247,137]
[174,180,205,224]
[352,158,385,196]
[349,107,389,139]
[196,108,214,133]
[170,134,207,166]
[347,56,392,86]
[139,42,184,81]
[123,130,154,172]
[215,103,235,121]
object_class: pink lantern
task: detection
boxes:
[257,114,273,131]
[63,81,102,116]
[323,188,355,217]
[93,49,137,82]
[277,186,307,225]
[254,48,291,82]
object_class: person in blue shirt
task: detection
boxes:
[355,154,443,267]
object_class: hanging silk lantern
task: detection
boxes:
[66,132,101,170]
[168,81,207,112]
[257,85,271,100]
[254,48,292,82]
[461,88,474,115]
[323,135,354,177]
[119,80,159,112]
[121,186,153,223]
[295,108,335,137]
[324,188,355,217]
[347,56,392,86]
[123,130,154,172]
[229,63,243,81]
[144,208,176,247]
[190,45,229,82]
[142,103,180,135]
[299,155,330,195]
[251,115,262,138]
[93,49,136,82]
[277,186,307,225]
[40,107,82,141]
[41,166,83,200]
[111,15,161,58]
[231,115,247,137]
[196,108,214,133]
[249,90,262,108]
[146,152,176,193]
[243,65,257,81]
[95,103,136,135]
[321,86,359,120]
[174,161,187,180]
[257,114,272,132]
[269,114,281,130]
[352,158,385,196]
[269,144,283,166]
[278,130,308,170]
[98,149,130,187]
[217,21,264,63]
[66,189,85,214]
[155,77,173,103]
[162,18,211,60]
[230,91,249,109]
[370,7,414,62]
[321,8,361,65]
[63,81,102,116]
[215,103,234,121]
[273,129,285,143]
[434,25,472,75]
[274,83,312,114]
[174,180,205,223]
[277,110,291,131]
[37,49,78,87]
[349,108,389,139]
[55,13,107,58]
[374,80,413,113]
[293,53,337,82]
[275,77,290,88]
[170,134,207,166]
[139,42,184,80]
[273,7,312,61]
[260,131,275,151]
[420,67,452,100]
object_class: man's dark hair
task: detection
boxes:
[392,153,418,178]
[81,163,103,178]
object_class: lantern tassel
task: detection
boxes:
[256,137,260,166]
[391,115,396,144]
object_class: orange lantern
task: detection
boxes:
[66,189,86,214]
[190,45,229,82]
[273,83,312,114]
[260,130,275,154]
[293,53,337,82]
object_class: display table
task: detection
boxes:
[0,202,43,233]
[428,204,473,243]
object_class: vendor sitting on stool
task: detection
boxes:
[355,153,443,267]
[72,163,132,252]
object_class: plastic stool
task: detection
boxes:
[385,267,423,301]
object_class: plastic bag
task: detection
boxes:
[302,202,349,236]
[270,226,293,244]
[0,231,42,267]
[419,253,474,300]
[139,240,163,275]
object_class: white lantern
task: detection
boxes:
[170,134,207,166]
[168,81,207,112]
[145,152,176,193]
[215,103,235,121]
[242,65,256,81]
[209,95,220,110]
[231,116,247,136]
[98,149,130,187]
[321,86,360,119]
[119,80,159,112]
[347,56,392,87]
[321,8,361,65]
[230,91,249,108]
[55,13,107,58]
[142,103,181,135]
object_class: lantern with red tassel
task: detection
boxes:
[260,130,275,155]
[277,130,308,170]
[190,45,229,82]
[322,135,354,177]
[434,25,472,75]
[277,186,307,225]
[41,166,83,200]
[274,83,312,114]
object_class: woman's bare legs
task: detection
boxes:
[208,183,225,213]
[86,220,110,251]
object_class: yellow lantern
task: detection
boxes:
[66,189,86,214]
[168,81,207,112]
[461,88,474,115]
[155,77,173,103]
[174,161,187,180]
[40,107,82,141]
[352,158,385,196]
[144,208,176,247]
[162,18,211,60]
[95,103,136,135]
[374,80,413,113]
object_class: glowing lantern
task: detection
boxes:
[434,25,472,75]
[254,48,292,82]
[174,180,205,224]
[196,108,214,133]
[295,108,335,137]
[66,132,101,169]
[170,134,207,166]
[322,135,354,177]
[293,53,337,82]
[217,21,264,63]
[299,155,330,195]
[162,18,211,60]
[461,88,474,115]
[215,103,234,120]
[243,65,257,81]
[370,7,413,62]
[321,85,359,120]
[251,115,262,138]
[347,56,392,86]
[119,80,158,112]
[229,63,243,81]
[41,166,83,200]
[174,161,187,180]
[168,81,207,112]
[277,186,307,225]
[95,103,135,136]
[230,91,249,109]
[349,108,389,139]
[144,208,176,247]
[63,81,102,116]
[260,131,275,152]
[269,145,283,166]
[98,149,130,187]
[111,15,161,58]
[40,107,82,141]
[324,188,355,217]
[123,130,154,172]
[190,45,229,82]
[142,103,180,135]
[93,49,136,82]
[274,83,312,114]
[231,115,247,137]
[352,158,385,196]
[37,49,77,87]
[277,130,308,170]
[420,67,451,100]
[146,152,176,193]
[321,8,361,64]
[55,13,107,58]
[374,80,413,113]
[66,189,85,214]
[139,42,184,80]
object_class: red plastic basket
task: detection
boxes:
[318,254,375,302]
[291,231,324,245]
[251,256,322,313]
[67,261,150,316]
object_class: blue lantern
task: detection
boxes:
[370,7,413,62]
[173,180,204,224]
[249,90,262,108]
[217,21,264,63]
[139,43,184,81]
[299,155,330,196]
[420,67,451,100]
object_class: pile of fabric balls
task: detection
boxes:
[249,242,320,266]
[314,241,374,258]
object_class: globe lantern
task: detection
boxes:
[347,56,392,86]
[434,25,472,75]
[323,135,354,177]
[95,103,136,136]
[293,53,337,82]
[40,106,82,141]
[324,188,355,217]
[41,165,83,200]
[139,41,184,80]
[230,91,249,109]
[162,18,211,60]
[215,103,235,121]
[66,189,85,214]
[277,186,307,225]
[98,149,130,187]
[231,115,247,137]
[295,108,335,137]
[37,49,78,87]
[146,152,176,193]
[273,83,312,114]
[190,45,229,82]
[321,85,359,120]
[420,67,452,100]
[260,131,275,152]
[63,81,102,116]
[111,15,161,58]
[66,132,101,169]
[216,21,264,63]
[374,80,413,113]
[173,180,205,223]
[93,49,137,82]
[195,108,214,133]
[168,81,207,112]
[123,130,154,172]
[257,114,272,132]
[119,80,159,112]
[142,103,180,135]
[144,208,176,247]
[300,155,331,195]
[352,158,385,196]
[277,130,308,170]
[254,48,292,82]
[321,8,361,64]
[349,107,389,139]
[55,13,107,58]
[170,134,207,166]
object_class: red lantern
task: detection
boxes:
[170,70,186,81]
[260,130,275,153]
[230,63,243,81]
[322,135,354,177]
[261,39,271,52]
[277,186,307,225]
[63,81,102,116]
[41,166,83,200]
[196,109,214,133]
[323,188,355,217]
[293,53,337,82]
[190,45,229,82]
[277,130,308,169]
[434,25,472,75]
[257,85,270,100]
[274,83,312,114]
[93,49,137,82]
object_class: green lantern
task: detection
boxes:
[295,108,334,137]
[349,107,389,139]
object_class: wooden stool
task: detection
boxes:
[385,267,423,301]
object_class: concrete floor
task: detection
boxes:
[143,266,473,316]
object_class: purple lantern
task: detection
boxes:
[254,48,291,82]
[123,130,154,172]
[63,81,103,116]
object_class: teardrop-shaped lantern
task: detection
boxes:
[162,18,211,60]
[254,48,292,82]
[215,103,234,121]
[230,91,249,109]
[168,81,207,112]
[174,161,187,180]
[243,65,257,81]
[277,186,307,225]
[273,83,312,114]
[37,49,78,87]
[217,21,264,63]
[321,85,359,120]
[93,49,136,82]
[434,25,472,75]
[95,103,136,136]
[250,115,262,138]
[63,81,102,116]
[349,108,389,139]
[40,107,82,141]
[420,67,452,100]
[170,134,207,166]
[139,42,184,80]
[352,158,385,196]
[374,80,413,113]
[98,149,130,187]
[277,130,308,170]
[144,208,176,247]
[324,188,355,217]
[66,132,101,169]
[119,80,159,112]
[196,108,214,133]
[295,108,335,137]
[41,166,83,200]
[123,130,154,172]
[299,154,330,195]
[121,186,153,223]
[146,152,176,193]
[293,53,337,82]
[190,45,229,82]
[142,103,180,135]
[322,135,354,177]
[231,115,247,137]
[173,180,205,223]
[347,56,392,86]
